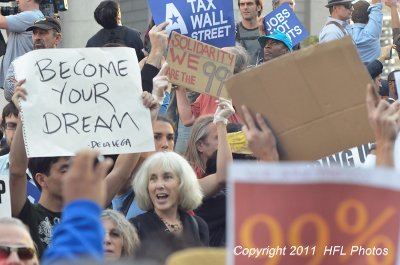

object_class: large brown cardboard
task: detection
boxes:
[225,37,374,161]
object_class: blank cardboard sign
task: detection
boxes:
[225,37,374,161]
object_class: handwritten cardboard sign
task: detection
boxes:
[0,175,11,218]
[14,48,155,157]
[226,37,374,160]
[166,31,236,98]
[263,3,309,46]
[228,163,400,265]
[148,0,235,47]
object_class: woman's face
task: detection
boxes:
[148,166,180,215]
[153,120,175,151]
[102,218,123,261]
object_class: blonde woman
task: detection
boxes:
[130,152,209,246]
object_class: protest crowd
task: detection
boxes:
[1,0,400,264]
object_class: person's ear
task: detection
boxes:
[55,33,62,45]
[196,141,205,153]
[35,173,47,189]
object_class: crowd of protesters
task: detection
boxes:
[1,0,400,264]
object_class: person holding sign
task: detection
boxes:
[236,0,264,66]
[42,93,160,265]
[184,102,234,187]
[319,0,353,43]
[8,81,156,258]
[42,149,113,264]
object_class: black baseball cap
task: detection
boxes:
[26,16,61,33]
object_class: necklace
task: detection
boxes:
[160,217,183,233]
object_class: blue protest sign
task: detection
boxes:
[148,0,235,48]
[263,3,309,46]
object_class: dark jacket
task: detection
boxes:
[86,25,145,61]
[130,210,209,246]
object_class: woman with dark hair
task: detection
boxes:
[86,0,145,61]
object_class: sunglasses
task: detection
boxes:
[0,245,36,260]
[340,3,353,9]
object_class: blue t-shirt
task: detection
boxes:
[112,189,145,219]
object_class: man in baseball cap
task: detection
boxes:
[27,16,61,33]
[4,16,62,101]
[26,16,62,49]
[258,30,293,62]
[319,0,353,43]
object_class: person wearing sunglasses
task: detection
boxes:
[319,0,354,43]
[0,217,38,265]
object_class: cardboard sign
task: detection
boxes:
[14,48,155,157]
[166,31,236,98]
[225,37,374,160]
[148,0,235,48]
[316,143,373,168]
[228,163,400,265]
[0,175,11,218]
[263,3,309,47]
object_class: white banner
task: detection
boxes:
[315,143,373,168]
[0,175,11,218]
[14,48,155,157]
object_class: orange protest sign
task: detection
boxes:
[166,31,236,98]
[228,163,400,265]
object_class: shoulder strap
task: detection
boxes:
[236,22,247,50]
[120,190,135,217]
[190,214,199,233]
[326,21,348,36]
[235,22,240,41]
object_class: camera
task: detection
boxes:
[0,0,18,16]
[40,0,68,17]
[0,0,68,17]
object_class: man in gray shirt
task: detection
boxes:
[0,0,43,90]
[236,0,263,66]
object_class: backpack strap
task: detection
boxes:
[326,21,348,36]
[120,190,135,217]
